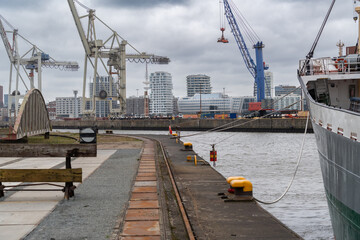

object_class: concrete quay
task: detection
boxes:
[146,134,302,240]
[51,118,313,133]
[0,134,302,239]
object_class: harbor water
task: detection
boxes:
[182,131,333,240]
[61,129,334,239]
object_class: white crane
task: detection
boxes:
[67,0,170,117]
[0,14,79,118]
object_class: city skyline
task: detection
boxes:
[0,0,357,102]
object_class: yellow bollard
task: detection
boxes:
[183,142,193,150]
[187,155,193,161]
[194,155,197,166]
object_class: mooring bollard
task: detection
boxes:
[225,176,253,200]
[183,142,193,151]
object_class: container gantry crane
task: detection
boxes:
[67,0,170,117]
[218,0,268,103]
[0,14,79,117]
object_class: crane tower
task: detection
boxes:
[0,14,79,119]
[218,0,268,103]
[67,0,170,117]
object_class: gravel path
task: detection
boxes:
[24,148,141,240]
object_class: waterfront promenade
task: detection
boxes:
[0,134,302,239]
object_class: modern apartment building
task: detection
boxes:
[56,97,82,118]
[186,74,212,97]
[149,71,174,115]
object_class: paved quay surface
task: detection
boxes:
[0,139,143,240]
[24,149,141,240]
[0,150,119,240]
[143,134,303,240]
[0,134,303,239]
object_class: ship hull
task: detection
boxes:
[312,123,360,239]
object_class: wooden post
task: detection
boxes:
[44,132,50,139]
[64,155,75,199]
[0,182,4,198]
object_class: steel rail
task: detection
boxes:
[156,139,196,240]
[125,134,196,240]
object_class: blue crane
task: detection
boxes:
[219,0,268,102]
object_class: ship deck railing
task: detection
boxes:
[299,57,360,76]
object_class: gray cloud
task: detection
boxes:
[93,0,190,9]
[0,0,358,102]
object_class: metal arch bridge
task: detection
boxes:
[8,89,51,140]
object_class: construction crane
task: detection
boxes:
[218,0,268,103]
[0,14,79,117]
[67,0,170,117]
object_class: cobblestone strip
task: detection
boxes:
[119,140,161,240]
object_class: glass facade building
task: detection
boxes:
[178,93,255,114]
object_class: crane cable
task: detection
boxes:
[254,111,310,205]
[229,0,260,45]
[180,86,302,139]
[212,99,305,146]
[219,1,225,30]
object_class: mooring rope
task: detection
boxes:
[253,111,310,204]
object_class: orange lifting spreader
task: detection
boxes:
[217,27,229,43]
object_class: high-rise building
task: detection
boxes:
[275,85,302,96]
[254,71,273,99]
[186,74,212,97]
[3,94,8,108]
[126,96,145,117]
[149,71,174,115]
[88,76,118,117]
[0,85,3,107]
[264,72,273,98]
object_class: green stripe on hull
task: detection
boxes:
[326,190,360,239]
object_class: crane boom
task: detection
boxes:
[0,16,15,63]
[222,0,267,102]
[67,0,91,55]
[67,0,169,117]
[0,14,79,119]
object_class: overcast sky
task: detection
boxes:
[0,0,358,102]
